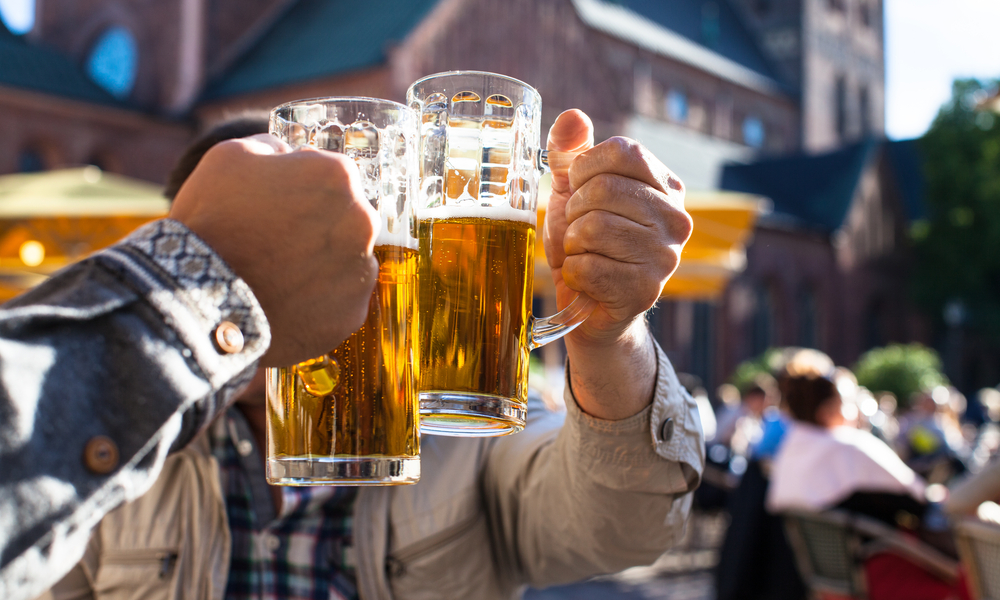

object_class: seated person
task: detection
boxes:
[767,350,926,523]
[767,350,967,600]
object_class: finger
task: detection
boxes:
[546,109,594,153]
[564,210,666,265]
[545,110,594,194]
[565,175,693,246]
[543,110,594,271]
[562,253,675,316]
[568,137,684,201]
[239,133,293,155]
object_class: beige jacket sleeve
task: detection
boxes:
[482,341,705,588]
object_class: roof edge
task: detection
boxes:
[571,0,787,97]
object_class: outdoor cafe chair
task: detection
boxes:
[954,516,1000,600]
[783,509,960,600]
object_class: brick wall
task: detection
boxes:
[0,87,192,184]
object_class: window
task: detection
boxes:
[859,85,871,136]
[742,116,765,148]
[86,26,138,99]
[797,286,819,348]
[865,299,885,350]
[18,149,44,172]
[860,1,873,27]
[691,302,715,389]
[835,75,848,140]
[666,89,689,123]
[751,283,775,356]
[0,0,34,34]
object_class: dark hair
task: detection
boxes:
[777,349,838,425]
[744,373,777,398]
[164,112,270,200]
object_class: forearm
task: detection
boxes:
[566,317,657,421]
[0,220,268,600]
[485,341,705,588]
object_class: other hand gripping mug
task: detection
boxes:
[266,98,421,485]
[407,71,594,437]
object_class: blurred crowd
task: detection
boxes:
[685,347,1000,600]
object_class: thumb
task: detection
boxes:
[546,109,594,193]
[543,109,593,271]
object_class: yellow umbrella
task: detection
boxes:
[535,179,766,301]
[661,191,766,300]
[0,167,168,301]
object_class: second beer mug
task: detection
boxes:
[265,98,421,485]
[408,71,595,437]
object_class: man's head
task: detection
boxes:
[165,113,270,200]
[777,349,841,428]
[742,374,776,417]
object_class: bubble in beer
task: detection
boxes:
[295,355,340,397]
[486,94,513,108]
[452,91,481,104]
[312,119,345,152]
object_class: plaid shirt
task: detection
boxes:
[210,408,359,600]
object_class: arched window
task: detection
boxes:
[666,89,689,123]
[0,0,34,34]
[18,148,44,173]
[797,286,819,348]
[742,116,766,148]
[751,283,775,356]
[86,26,138,99]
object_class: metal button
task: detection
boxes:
[659,417,675,443]
[214,321,245,354]
[83,436,119,474]
[265,533,281,552]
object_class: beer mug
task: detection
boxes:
[407,71,595,437]
[265,98,421,485]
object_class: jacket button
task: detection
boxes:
[83,436,119,475]
[214,321,245,354]
[659,417,675,443]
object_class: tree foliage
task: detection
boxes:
[912,78,1000,337]
[729,347,785,393]
[853,343,948,409]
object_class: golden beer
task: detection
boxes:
[417,212,535,434]
[266,244,420,485]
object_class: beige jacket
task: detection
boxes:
[42,343,703,600]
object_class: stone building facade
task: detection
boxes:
[3,0,929,394]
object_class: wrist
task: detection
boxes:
[567,315,649,354]
[566,318,657,421]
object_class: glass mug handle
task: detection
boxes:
[529,149,597,349]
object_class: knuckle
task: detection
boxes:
[205,139,244,162]
[676,209,694,242]
[575,211,605,242]
[605,136,643,162]
[588,172,618,198]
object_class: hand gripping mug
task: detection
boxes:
[265,98,421,485]
[407,71,595,437]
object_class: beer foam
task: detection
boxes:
[375,215,418,249]
[416,203,536,225]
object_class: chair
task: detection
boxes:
[783,510,960,600]
[954,517,1000,600]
